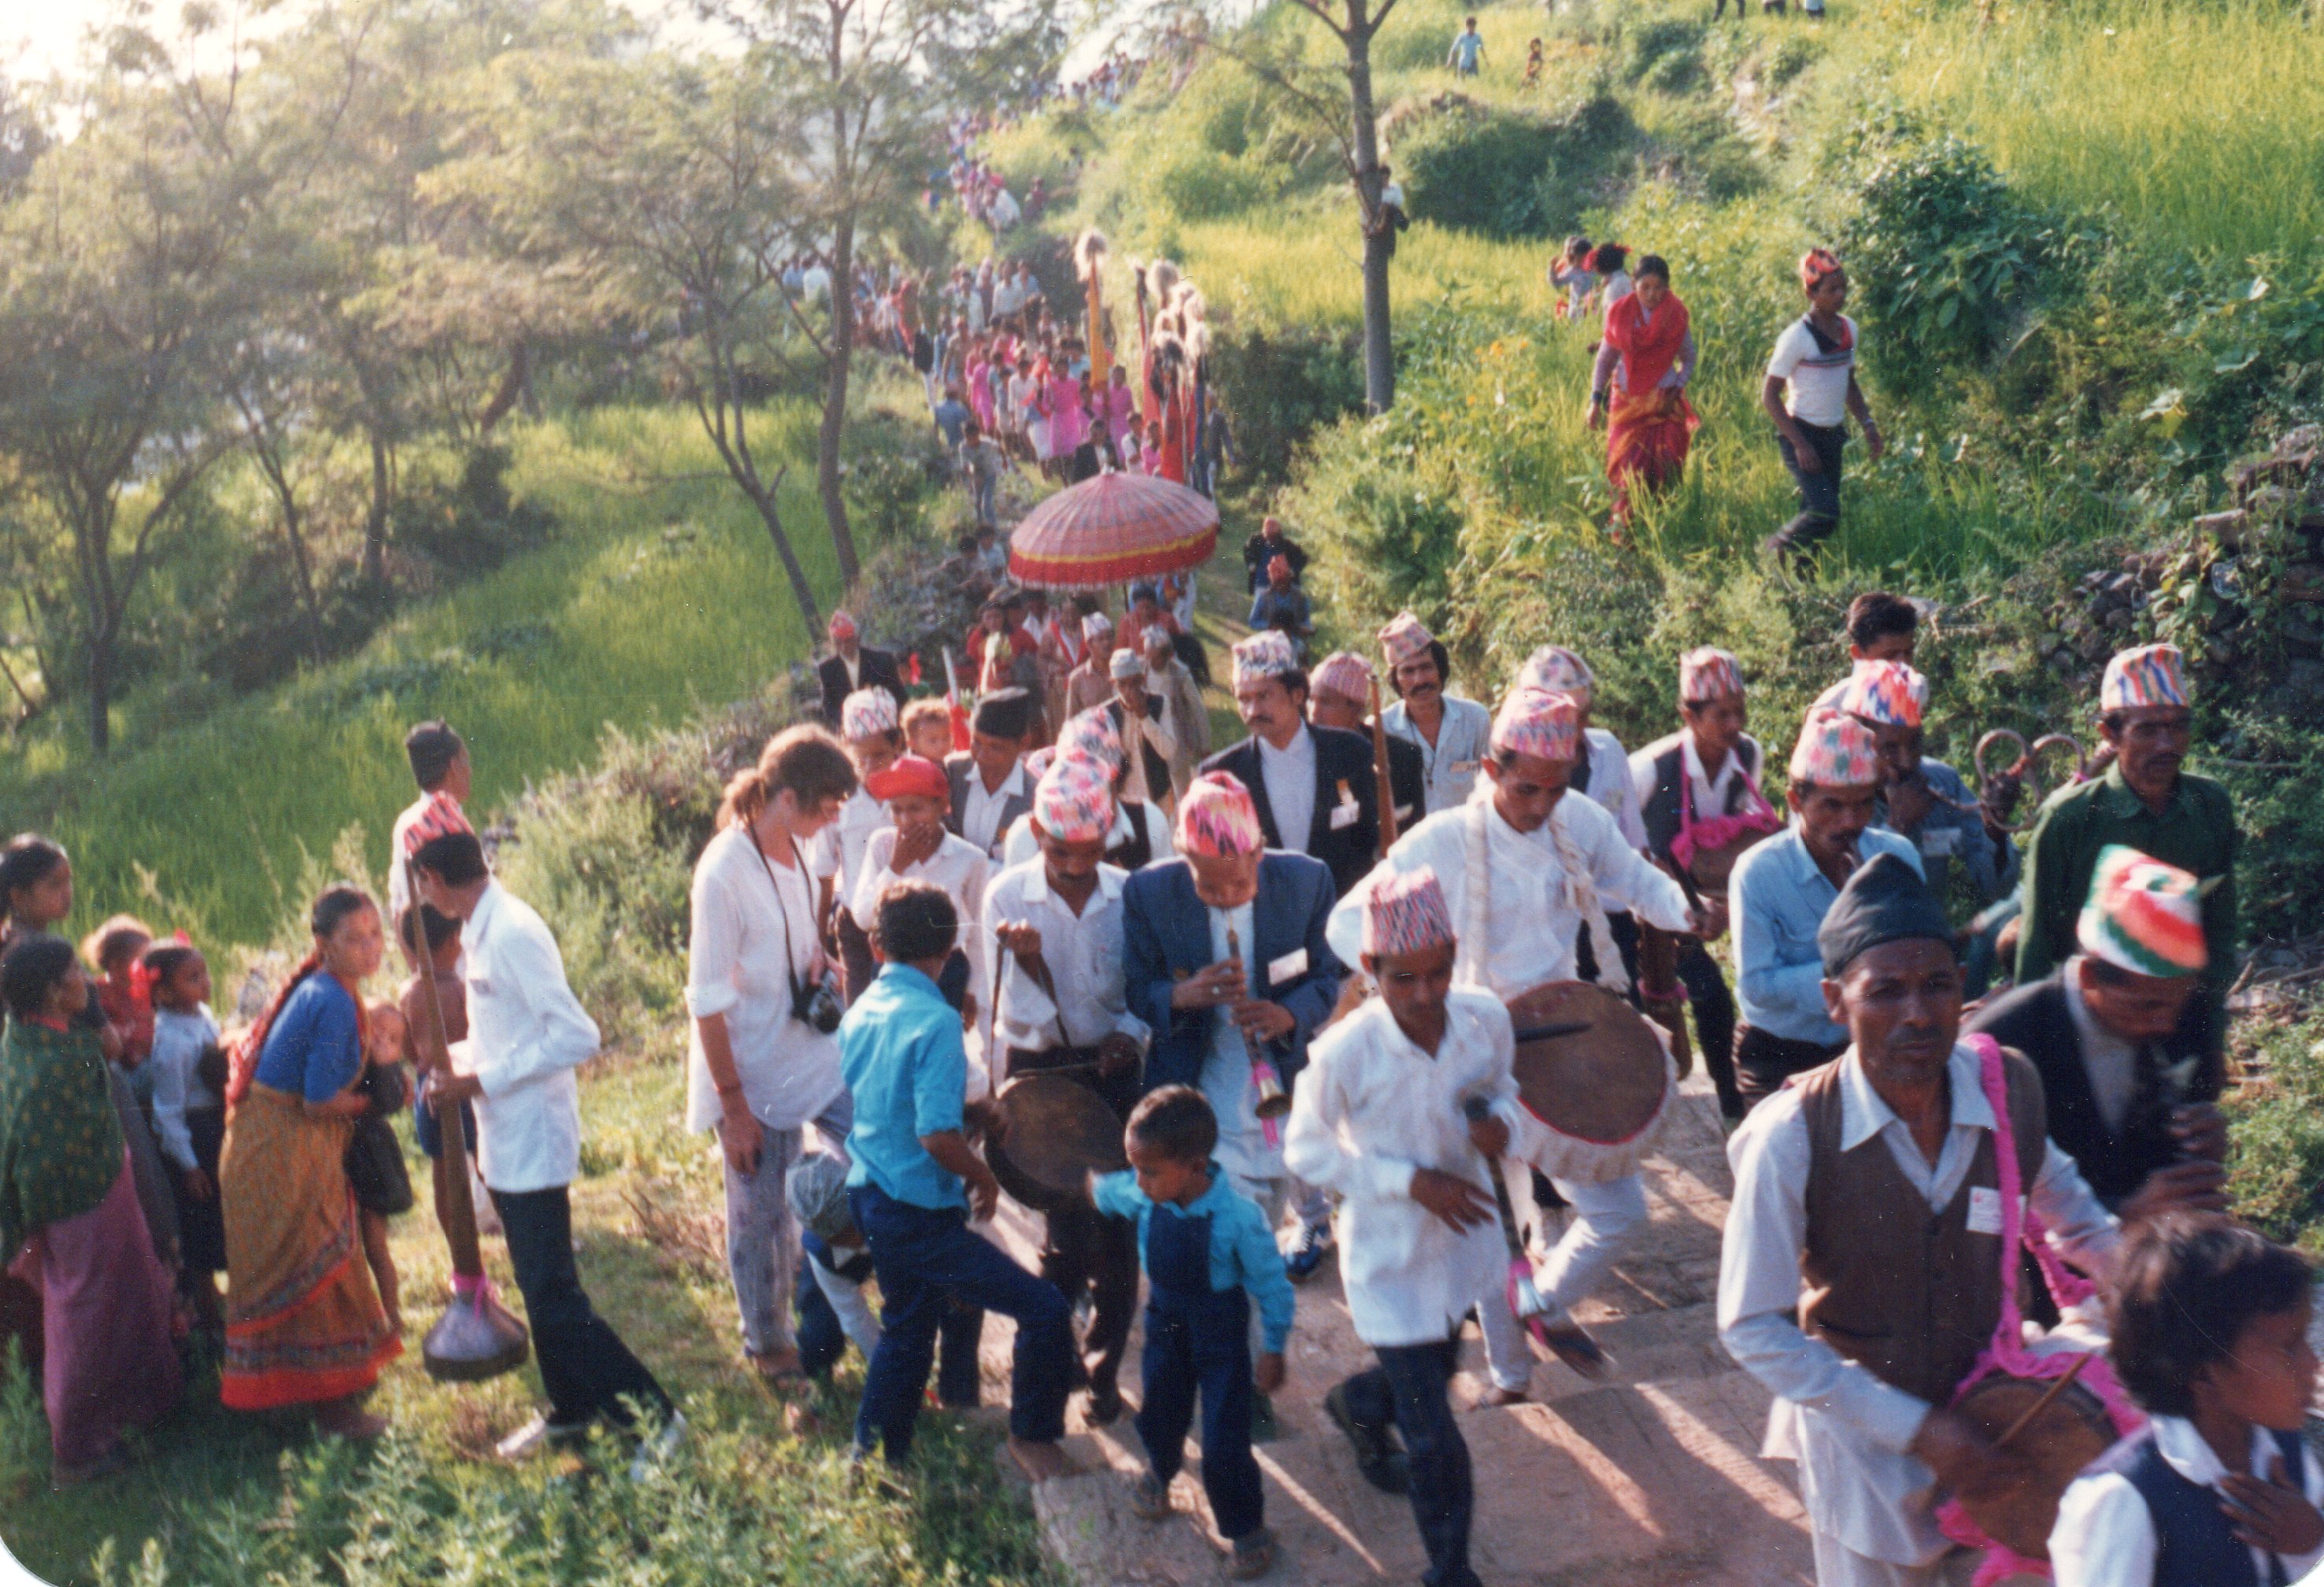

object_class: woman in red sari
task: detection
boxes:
[1586,254,1698,523]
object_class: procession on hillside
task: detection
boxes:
[6,0,2324,1583]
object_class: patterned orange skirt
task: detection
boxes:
[1605,386,1700,517]
[217,1086,400,1410]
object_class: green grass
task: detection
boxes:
[0,402,878,954]
[0,1060,1064,1587]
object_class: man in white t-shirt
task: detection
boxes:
[1761,247,1885,563]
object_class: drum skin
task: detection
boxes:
[986,1072,1131,1215]
[1505,981,1676,1185]
[1951,1370,2116,1559]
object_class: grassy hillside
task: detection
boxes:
[0,398,937,956]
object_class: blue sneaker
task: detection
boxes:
[1285,1219,1334,1282]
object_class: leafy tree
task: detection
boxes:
[444,47,834,629]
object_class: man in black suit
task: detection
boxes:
[945,688,1034,861]
[1241,515,1308,594]
[1966,848,2227,1215]
[1201,631,1380,900]
[1305,651,1424,836]
[817,610,906,727]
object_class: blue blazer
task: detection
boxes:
[1121,852,1347,1095]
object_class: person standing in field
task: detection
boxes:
[1587,253,1698,524]
[1762,249,1885,563]
[1447,17,1485,76]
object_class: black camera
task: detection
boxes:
[793,971,845,1035]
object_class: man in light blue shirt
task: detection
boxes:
[841,879,1073,1478]
[1730,712,1924,1109]
[1378,612,1494,814]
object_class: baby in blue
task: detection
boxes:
[1092,1084,1295,1581]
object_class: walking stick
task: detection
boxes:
[404,859,530,1384]
[1367,677,1400,856]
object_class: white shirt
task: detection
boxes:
[451,880,602,1194]
[961,760,1027,858]
[1284,991,1523,1348]
[2052,1415,2324,1586]
[683,825,846,1134]
[2062,956,2141,1134]
[849,828,990,997]
[1382,695,1493,813]
[1328,794,1693,1002]
[1001,804,1175,870]
[387,794,434,924]
[978,858,1150,1078]
[1578,726,1649,851]
[148,1003,220,1172]
[1256,723,1317,856]
[824,786,892,904]
[1767,313,1859,428]
[1198,897,1281,1188]
[1718,1041,2119,1565]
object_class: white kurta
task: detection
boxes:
[1284,991,1523,1348]
[450,880,601,1195]
[1718,1041,2120,1567]
[1326,793,1691,1000]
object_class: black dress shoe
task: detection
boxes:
[1324,1382,1410,1495]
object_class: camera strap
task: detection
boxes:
[750,827,816,1005]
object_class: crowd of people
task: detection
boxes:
[0,523,2309,1587]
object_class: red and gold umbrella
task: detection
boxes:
[1007,472,1219,591]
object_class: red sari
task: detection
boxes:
[1601,290,1700,516]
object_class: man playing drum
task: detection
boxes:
[979,758,1151,1425]
[1329,686,1707,1389]
[1718,852,2122,1587]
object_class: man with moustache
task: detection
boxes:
[1201,632,1381,901]
[1377,614,1493,816]
[2015,643,2237,1062]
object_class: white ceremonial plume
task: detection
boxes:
[1075,228,1109,283]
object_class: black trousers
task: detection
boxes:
[1677,941,1743,1118]
[1043,1204,1140,1394]
[1339,1337,1478,1587]
[1771,420,1848,551]
[1734,1024,1847,1112]
[493,1185,673,1430]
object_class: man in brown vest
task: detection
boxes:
[1715,853,2122,1587]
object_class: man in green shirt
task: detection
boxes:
[2016,642,2237,1056]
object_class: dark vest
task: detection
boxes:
[1634,731,1762,879]
[1108,802,1157,871]
[2082,1424,2307,1587]
[1797,1049,2046,1406]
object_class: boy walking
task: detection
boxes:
[842,879,1074,1478]
[1094,1086,1293,1579]
[1288,866,1523,1587]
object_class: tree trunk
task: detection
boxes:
[364,426,390,586]
[818,204,863,586]
[476,341,530,437]
[277,490,327,664]
[749,474,823,637]
[85,627,113,755]
[1348,27,1395,412]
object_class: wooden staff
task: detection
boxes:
[402,870,485,1284]
[1636,924,1695,1078]
[1993,1353,2092,1451]
[1367,676,1400,856]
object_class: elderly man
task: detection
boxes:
[1065,613,1118,720]
[1969,846,2228,1214]
[1834,662,2018,918]
[816,612,906,727]
[2017,643,2236,1061]
[1242,514,1308,594]
[1309,651,1425,834]
[1145,625,1211,801]
[1203,631,1382,901]
[1719,853,2122,1587]
[1246,555,1315,653]
[1330,687,1707,1389]
[1103,648,1178,815]
[1378,613,1493,815]
[1729,711,1924,1109]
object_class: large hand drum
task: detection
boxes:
[1507,981,1676,1185]
[1950,1368,2117,1560]
[987,1072,1130,1217]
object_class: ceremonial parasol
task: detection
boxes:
[1007,472,1219,591]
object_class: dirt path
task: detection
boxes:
[974,1071,1815,1585]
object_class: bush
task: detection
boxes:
[1840,135,2083,383]
[1623,18,1706,87]
[391,443,559,577]
[1395,94,1634,241]
[2228,1009,2324,1251]
[1155,147,1275,223]
[1208,321,1364,484]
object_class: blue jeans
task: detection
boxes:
[849,1182,1071,1459]
[794,1245,982,1401]
[1340,1337,1478,1587]
[1138,1284,1264,1541]
[1773,420,1848,550]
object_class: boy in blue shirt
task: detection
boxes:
[842,879,1074,1479]
[1094,1085,1294,1579]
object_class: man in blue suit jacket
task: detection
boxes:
[1121,772,1347,1232]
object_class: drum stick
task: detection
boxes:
[1992,1354,2091,1452]
[1511,1019,1593,1045]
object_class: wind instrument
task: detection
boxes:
[1226,924,1291,1125]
